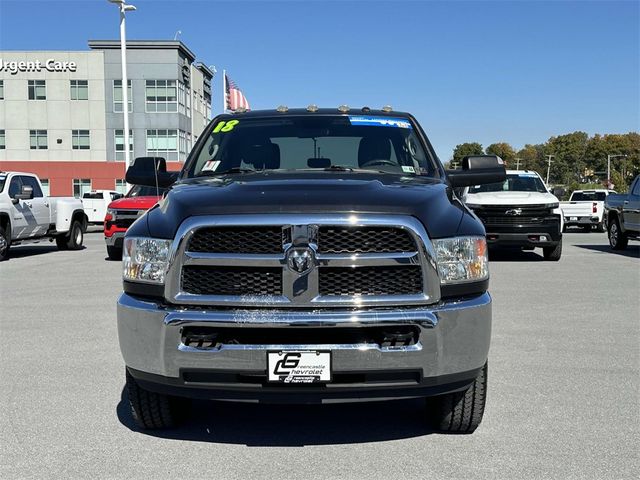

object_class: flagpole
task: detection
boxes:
[222,69,226,114]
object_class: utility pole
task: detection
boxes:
[545,155,554,186]
[515,157,521,170]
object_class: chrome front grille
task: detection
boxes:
[319,266,423,296]
[181,266,283,296]
[164,214,440,308]
[317,227,416,253]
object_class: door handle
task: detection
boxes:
[623,201,629,204]
[44,202,49,207]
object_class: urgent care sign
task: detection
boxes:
[0,58,77,74]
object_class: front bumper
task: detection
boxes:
[484,217,562,247]
[118,293,491,402]
[105,230,125,247]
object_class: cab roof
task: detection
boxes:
[219,108,413,119]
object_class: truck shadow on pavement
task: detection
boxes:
[488,248,544,262]
[574,244,640,258]
[116,388,435,445]
[4,245,69,259]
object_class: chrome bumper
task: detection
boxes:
[105,231,125,247]
[118,293,491,382]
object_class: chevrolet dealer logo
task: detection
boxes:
[505,208,523,216]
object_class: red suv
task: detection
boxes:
[104,185,167,260]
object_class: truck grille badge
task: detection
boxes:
[287,247,315,274]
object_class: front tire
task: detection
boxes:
[543,241,562,261]
[107,245,122,261]
[126,369,184,429]
[0,224,10,261]
[428,362,487,434]
[608,217,628,250]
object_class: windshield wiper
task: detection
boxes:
[196,167,255,177]
[323,165,353,172]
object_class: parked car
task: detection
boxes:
[560,189,616,232]
[82,190,123,224]
[604,175,640,250]
[117,107,506,433]
[0,171,87,261]
[460,170,564,260]
[104,184,166,260]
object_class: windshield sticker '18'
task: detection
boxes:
[348,116,412,129]
[212,119,240,133]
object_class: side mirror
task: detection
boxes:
[446,155,506,187]
[13,184,34,203]
[125,157,179,188]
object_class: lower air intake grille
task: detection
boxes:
[182,266,282,296]
[319,266,422,296]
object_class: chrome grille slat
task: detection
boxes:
[164,214,441,307]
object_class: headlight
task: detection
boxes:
[465,204,481,210]
[106,208,116,220]
[433,236,488,284]
[545,202,559,209]
[123,237,172,284]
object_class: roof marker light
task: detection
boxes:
[361,106,371,113]
[338,104,350,113]
[276,105,289,113]
[307,104,319,112]
[235,106,247,113]
[382,105,393,112]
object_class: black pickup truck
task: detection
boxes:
[605,175,640,250]
[118,107,505,433]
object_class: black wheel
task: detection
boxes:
[543,241,562,261]
[596,221,606,233]
[107,246,123,261]
[55,235,68,250]
[65,220,83,250]
[0,224,10,261]
[126,369,185,429]
[428,362,487,434]
[608,217,628,250]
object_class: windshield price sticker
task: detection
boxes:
[348,116,413,129]
[267,351,331,384]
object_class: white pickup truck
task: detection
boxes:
[82,190,123,224]
[0,171,88,261]
[560,189,616,232]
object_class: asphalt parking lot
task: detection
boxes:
[1,231,638,479]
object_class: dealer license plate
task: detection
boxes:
[267,350,331,384]
[570,216,578,221]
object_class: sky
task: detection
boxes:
[0,0,638,160]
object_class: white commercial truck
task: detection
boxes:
[0,171,88,261]
[82,190,123,224]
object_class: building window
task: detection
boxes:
[178,81,186,115]
[73,179,92,198]
[70,80,88,100]
[0,130,5,149]
[113,80,132,113]
[115,179,127,195]
[114,129,134,161]
[40,179,50,196]
[29,130,47,149]
[28,80,46,100]
[145,80,177,112]
[72,130,90,150]
[179,130,188,160]
[0,80,4,100]
[146,129,178,160]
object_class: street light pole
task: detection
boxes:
[607,154,627,189]
[545,155,554,186]
[108,0,136,185]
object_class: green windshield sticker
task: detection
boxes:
[212,119,240,133]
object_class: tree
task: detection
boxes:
[486,142,516,166]
[516,144,546,174]
[544,131,589,185]
[452,142,483,168]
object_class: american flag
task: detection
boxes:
[225,73,250,111]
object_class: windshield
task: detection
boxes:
[126,185,168,197]
[187,115,437,177]
[468,173,548,194]
[570,191,607,201]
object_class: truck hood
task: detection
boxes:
[107,195,162,210]
[465,191,559,206]
[141,171,482,239]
